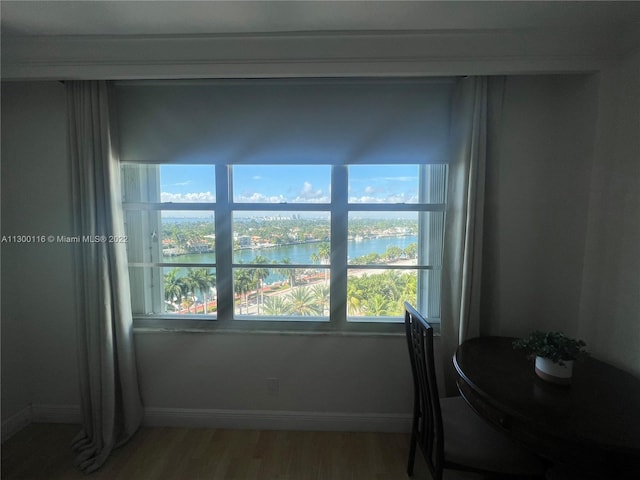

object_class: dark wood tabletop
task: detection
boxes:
[453,336,640,470]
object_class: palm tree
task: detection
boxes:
[181,296,194,313]
[285,287,321,316]
[188,268,216,314]
[380,270,402,299]
[318,242,330,262]
[346,281,364,316]
[311,284,330,316]
[252,255,270,314]
[164,268,185,311]
[277,258,297,289]
[263,296,289,315]
[182,270,200,313]
[400,272,417,311]
[234,269,254,314]
[364,294,392,316]
[318,242,330,283]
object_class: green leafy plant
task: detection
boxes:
[513,331,588,365]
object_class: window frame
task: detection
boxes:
[123,164,445,334]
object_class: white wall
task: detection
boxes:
[135,332,413,416]
[1,81,79,428]
[579,48,640,376]
[480,66,640,377]
[481,74,598,339]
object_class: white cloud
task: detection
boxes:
[382,176,416,182]
[385,194,408,203]
[349,195,380,203]
[349,192,417,204]
[293,196,331,203]
[292,181,328,203]
[364,185,386,195]
[161,191,215,203]
[235,192,287,203]
[252,175,262,180]
[233,181,331,204]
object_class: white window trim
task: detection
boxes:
[123,164,445,333]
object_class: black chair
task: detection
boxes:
[404,302,546,480]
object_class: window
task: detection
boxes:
[122,163,445,331]
[117,78,453,332]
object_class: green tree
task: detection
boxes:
[364,294,392,316]
[277,258,297,288]
[234,269,255,314]
[404,243,417,260]
[285,287,321,316]
[263,295,289,315]
[188,268,216,314]
[383,245,403,262]
[182,270,200,313]
[181,296,194,313]
[311,283,330,316]
[400,273,417,311]
[252,255,270,314]
[317,242,330,283]
[164,268,184,303]
[380,270,402,298]
[346,281,364,316]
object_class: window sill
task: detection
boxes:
[132,326,405,337]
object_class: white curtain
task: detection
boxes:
[67,81,143,473]
[440,77,497,394]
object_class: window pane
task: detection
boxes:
[233,165,330,203]
[159,165,216,203]
[348,164,446,204]
[233,211,330,264]
[161,212,215,262]
[124,209,157,263]
[417,269,442,320]
[346,268,417,322]
[233,267,330,320]
[348,212,418,265]
[122,164,215,203]
[124,210,215,263]
[122,164,160,203]
[129,267,217,317]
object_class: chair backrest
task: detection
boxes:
[404,301,445,479]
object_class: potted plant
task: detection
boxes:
[513,331,588,385]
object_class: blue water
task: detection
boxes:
[164,235,417,266]
[163,235,417,285]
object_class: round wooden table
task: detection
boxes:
[453,336,640,476]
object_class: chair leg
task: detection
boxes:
[407,433,417,476]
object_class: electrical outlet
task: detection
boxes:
[266,377,279,396]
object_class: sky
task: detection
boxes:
[159,164,421,204]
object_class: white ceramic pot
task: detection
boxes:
[534,356,573,385]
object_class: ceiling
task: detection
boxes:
[2,1,640,37]
[3,1,639,80]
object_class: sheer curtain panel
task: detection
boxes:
[67,81,143,473]
[441,77,500,394]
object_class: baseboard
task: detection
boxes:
[1,406,32,443]
[143,407,411,433]
[31,404,82,424]
[22,404,412,433]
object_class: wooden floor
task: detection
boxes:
[1,423,424,480]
